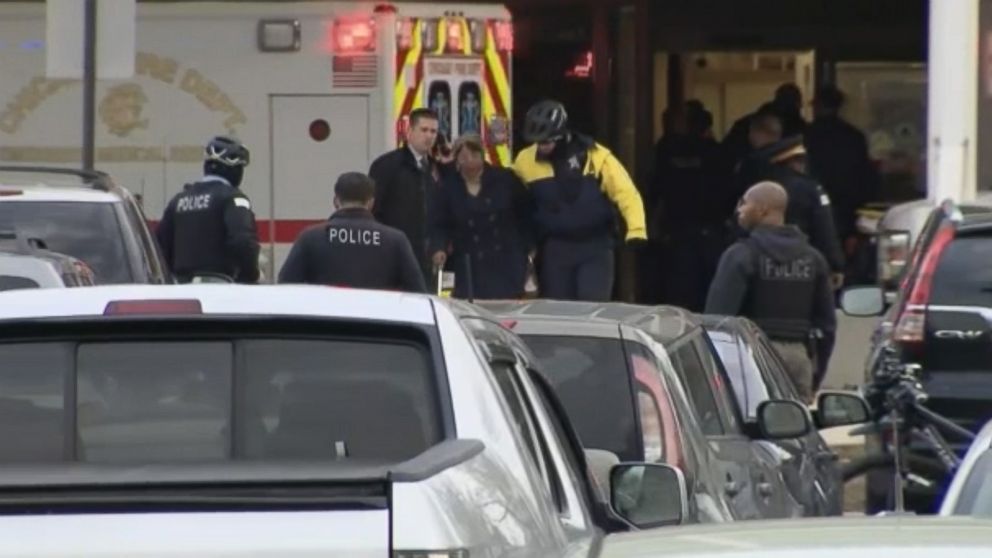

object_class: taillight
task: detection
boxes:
[0,189,23,196]
[103,299,203,316]
[877,231,910,284]
[892,224,955,344]
[499,319,517,329]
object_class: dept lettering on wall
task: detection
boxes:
[0,50,248,163]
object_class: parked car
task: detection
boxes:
[872,195,992,302]
[0,231,95,290]
[484,301,863,522]
[0,166,170,285]
[701,315,846,516]
[0,284,689,555]
[940,418,992,517]
[599,515,992,558]
[483,300,737,524]
[843,202,992,512]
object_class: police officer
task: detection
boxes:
[513,100,647,301]
[278,172,426,293]
[156,136,259,283]
[760,135,846,287]
[705,181,836,403]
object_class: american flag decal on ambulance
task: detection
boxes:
[333,54,378,88]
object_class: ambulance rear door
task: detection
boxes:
[268,94,371,278]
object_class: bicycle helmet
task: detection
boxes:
[523,100,569,143]
[204,136,250,167]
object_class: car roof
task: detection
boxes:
[0,186,122,204]
[601,516,992,557]
[0,284,437,325]
[480,300,699,343]
[0,166,126,204]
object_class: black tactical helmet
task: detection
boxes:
[523,100,569,143]
[204,136,250,167]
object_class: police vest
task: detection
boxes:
[742,241,817,341]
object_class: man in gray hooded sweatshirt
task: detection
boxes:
[705,181,836,402]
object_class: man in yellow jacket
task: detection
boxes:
[513,99,647,301]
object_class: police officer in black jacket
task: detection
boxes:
[705,181,836,403]
[761,135,846,289]
[278,172,426,293]
[156,136,259,283]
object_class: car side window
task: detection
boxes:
[755,337,800,401]
[523,365,593,521]
[669,339,726,436]
[490,360,546,480]
[691,335,743,435]
[121,200,163,282]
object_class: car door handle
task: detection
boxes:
[724,480,741,497]
[757,482,774,498]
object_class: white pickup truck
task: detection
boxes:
[0,285,681,557]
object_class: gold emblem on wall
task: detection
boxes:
[98,83,149,138]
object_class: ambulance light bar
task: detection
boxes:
[493,21,513,52]
[333,18,376,53]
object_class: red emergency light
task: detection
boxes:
[446,19,463,52]
[396,18,414,50]
[566,51,593,79]
[333,18,376,53]
[493,20,513,52]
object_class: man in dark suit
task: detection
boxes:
[369,108,441,283]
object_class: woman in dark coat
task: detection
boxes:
[430,134,533,299]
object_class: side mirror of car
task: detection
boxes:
[840,286,885,317]
[815,391,871,429]
[756,399,812,439]
[609,463,688,529]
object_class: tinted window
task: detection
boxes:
[0,337,439,464]
[0,343,70,462]
[0,202,131,283]
[522,335,639,461]
[931,236,992,305]
[0,275,41,290]
[669,340,725,436]
[77,342,232,463]
[239,339,439,462]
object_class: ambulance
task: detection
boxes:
[0,1,513,279]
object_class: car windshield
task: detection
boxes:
[521,334,640,461]
[0,201,132,284]
[950,449,992,517]
[0,337,441,464]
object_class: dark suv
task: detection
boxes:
[844,200,992,512]
[484,300,857,521]
[0,166,170,284]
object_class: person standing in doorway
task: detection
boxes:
[369,108,441,283]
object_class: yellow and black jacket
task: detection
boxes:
[512,139,647,243]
